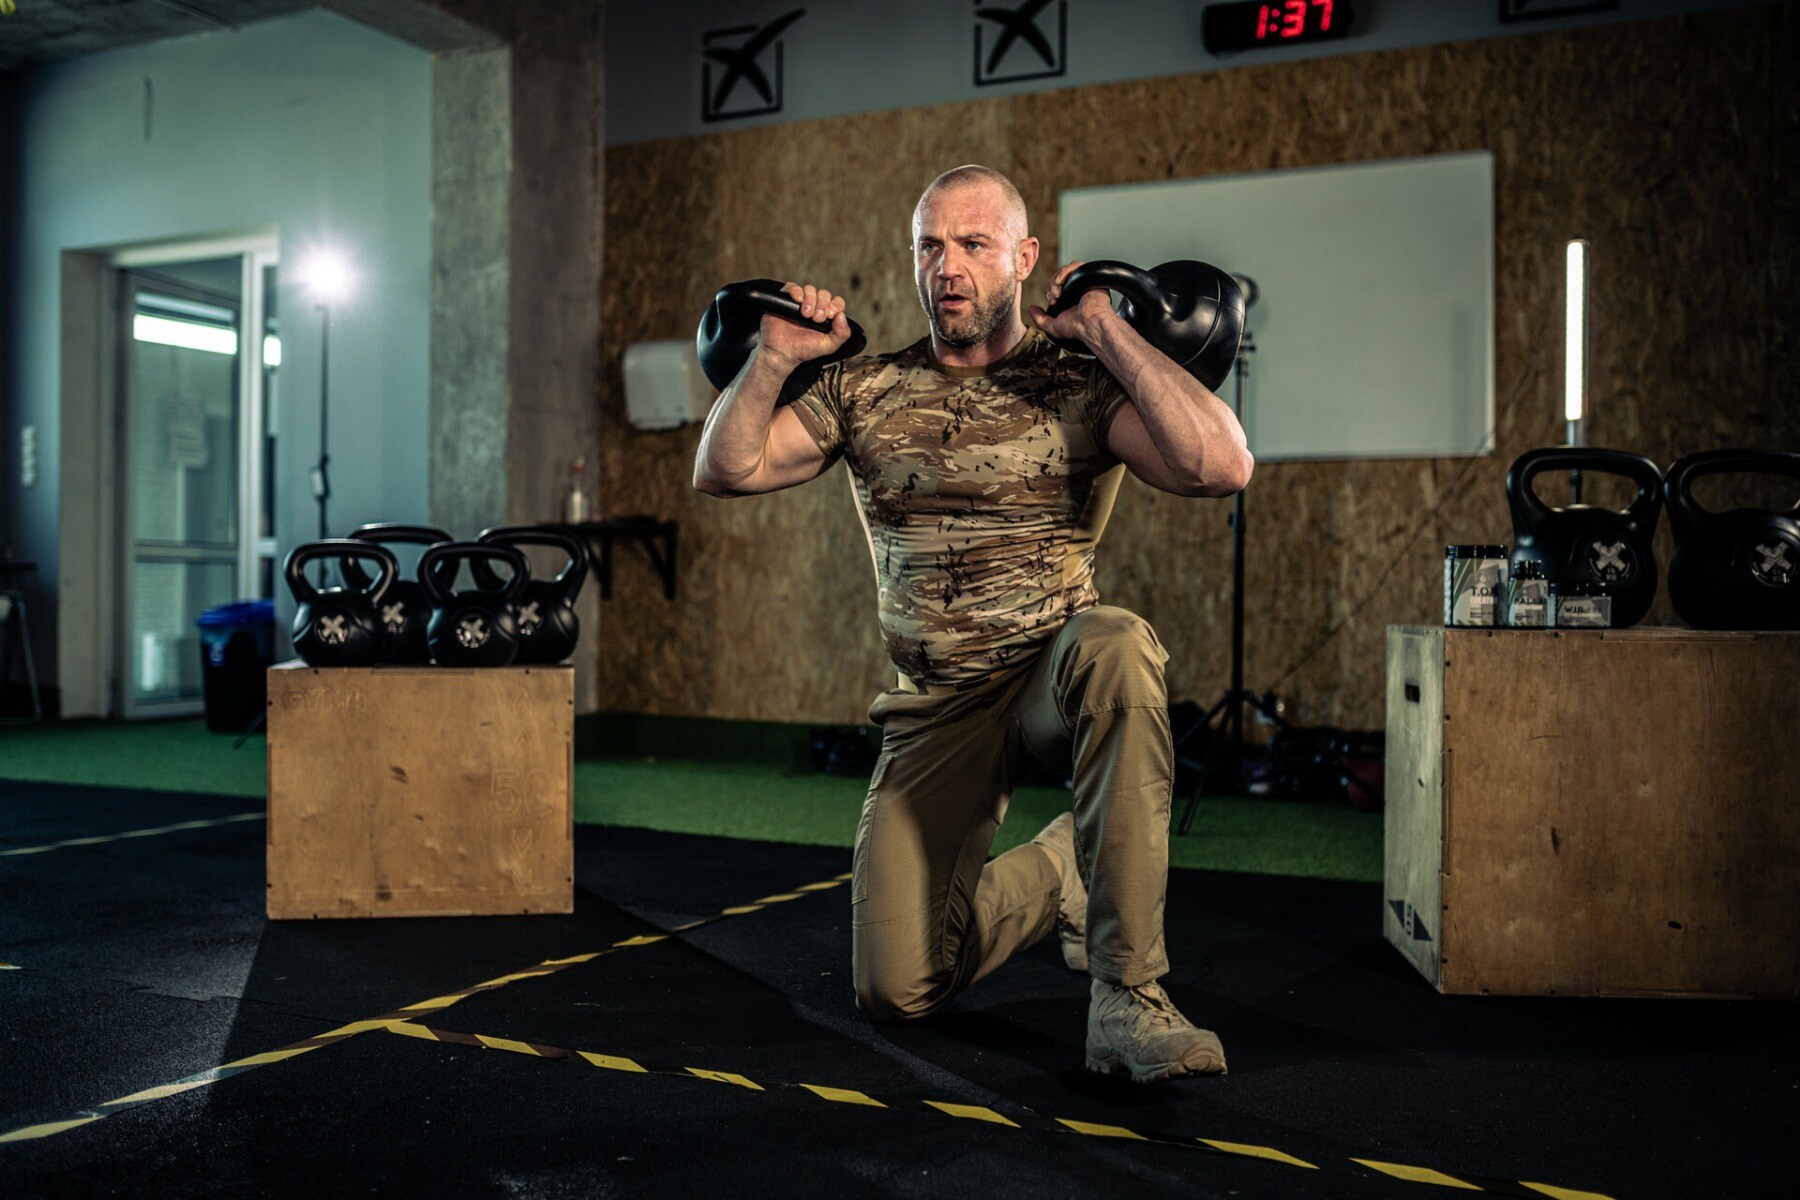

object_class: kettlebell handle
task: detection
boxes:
[471,527,589,595]
[342,523,453,591]
[1044,260,1164,326]
[350,523,452,544]
[417,542,530,609]
[284,540,398,607]
[1508,447,1664,526]
[696,278,870,397]
[1665,448,1800,534]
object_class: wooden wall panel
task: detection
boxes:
[594,6,1797,727]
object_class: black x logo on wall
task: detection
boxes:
[974,0,1067,87]
[701,8,806,122]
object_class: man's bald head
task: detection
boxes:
[912,165,1030,249]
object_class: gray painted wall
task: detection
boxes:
[6,9,432,698]
[606,0,1755,145]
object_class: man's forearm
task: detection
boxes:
[1082,313,1251,493]
[693,347,796,489]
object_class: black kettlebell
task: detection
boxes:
[285,540,398,668]
[341,523,454,664]
[418,542,530,667]
[695,278,870,404]
[1042,260,1247,392]
[1506,447,1663,629]
[471,526,589,664]
[1665,448,1800,630]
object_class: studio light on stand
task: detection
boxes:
[300,249,353,544]
[1564,238,1588,503]
[292,249,353,597]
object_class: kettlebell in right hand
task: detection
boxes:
[695,278,870,404]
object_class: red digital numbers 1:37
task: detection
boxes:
[1257,0,1335,41]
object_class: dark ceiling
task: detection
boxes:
[0,0,314,72]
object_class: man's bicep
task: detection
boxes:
[1104,401,1200,497]
[702,405,835,497]
[755,405,837,490]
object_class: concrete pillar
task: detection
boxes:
[428,45,511,539]
[328,1,604,711]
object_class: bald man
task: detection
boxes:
[694,165,1252,1082]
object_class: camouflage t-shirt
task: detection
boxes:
[790,326,1130,688]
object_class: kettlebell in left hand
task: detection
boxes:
[1043,259,1247,392]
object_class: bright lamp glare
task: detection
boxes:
[263,335,283,367]
[1564,239,1587,424]
[301,250,353,303]
[134,314,238,356]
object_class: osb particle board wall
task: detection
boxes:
[594,5,1797,728]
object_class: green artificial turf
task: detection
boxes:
[0,719,269,798]
[1,719,1382,882]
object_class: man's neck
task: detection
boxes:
[930,313,1029,371]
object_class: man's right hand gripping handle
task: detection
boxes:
[693,282,851,498]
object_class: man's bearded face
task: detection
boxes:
[913,185,1024,349]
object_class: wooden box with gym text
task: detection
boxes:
[1384,626,1800,999]
[266,662,573,919]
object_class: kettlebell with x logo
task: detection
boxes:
[1042,259,1247,391]
[1506,447,1664,628]
[418,542,530,668]
[286,540,398,667]
[1665,449,1800,630]
[341,524,454,664]
[471,526,589,664]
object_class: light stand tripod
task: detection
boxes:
[311,299,333,541]
[1178,282,1290,835]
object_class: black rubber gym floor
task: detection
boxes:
[1,777,1791,1199]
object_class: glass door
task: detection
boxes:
[118,268,244,717]
[255,262,281,600]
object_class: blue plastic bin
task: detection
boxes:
[196,599,276,733]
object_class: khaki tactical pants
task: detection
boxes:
[852,605,1173,1021]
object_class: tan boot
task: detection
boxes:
[1029,811,1088,972]
[1086,978,1228,1082]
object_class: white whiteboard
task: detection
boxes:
[1059,151,1494,461]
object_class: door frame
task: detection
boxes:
[54,229,277,719]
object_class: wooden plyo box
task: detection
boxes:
[266,662,573,919]
[1384,626,1800,999]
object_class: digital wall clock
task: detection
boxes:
[1203,1,1358,54]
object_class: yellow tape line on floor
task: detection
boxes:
[367,1018,1619,1199]
[0,812,264,857]
[0,871,853,1144]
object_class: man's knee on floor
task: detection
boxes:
[854,961,954,1023]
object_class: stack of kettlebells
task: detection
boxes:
[286,523,590,668]
[1502,446,1799,631]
